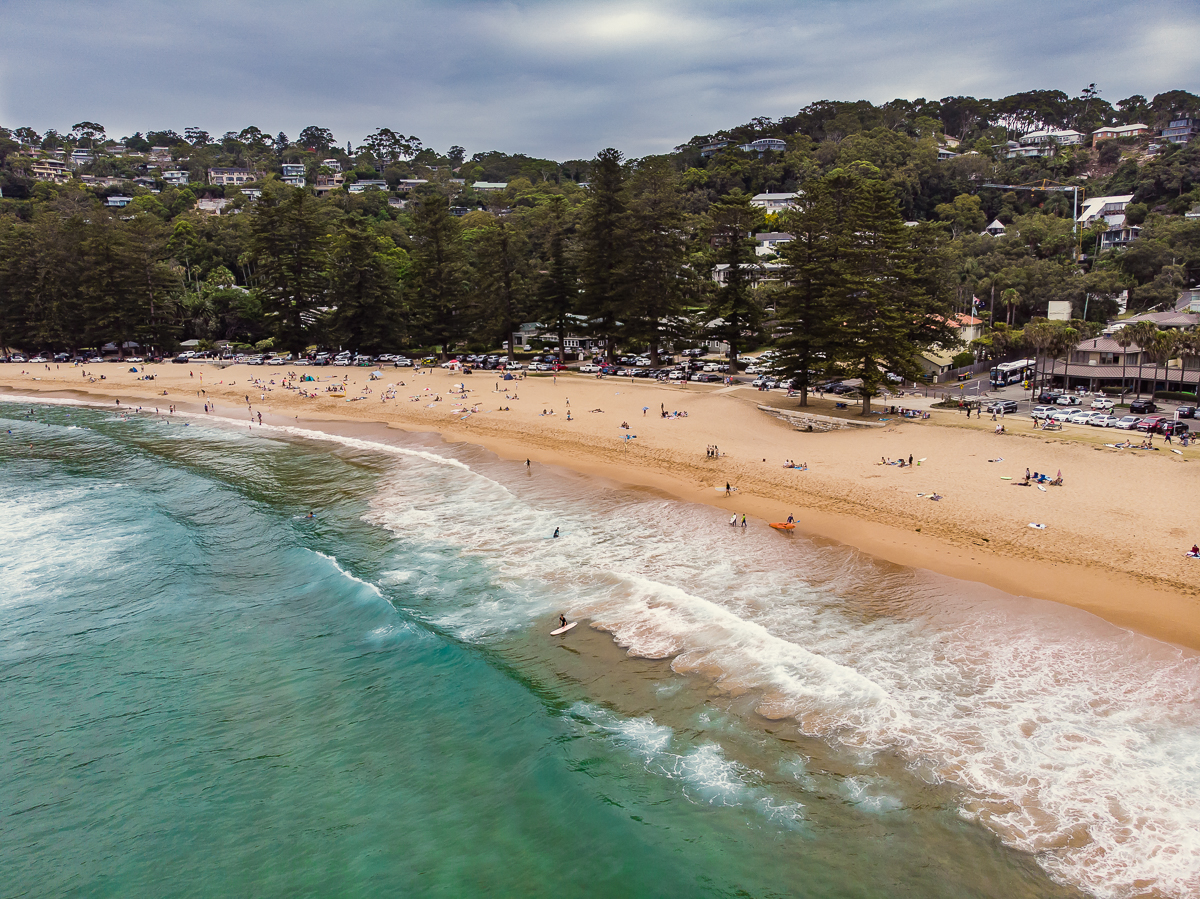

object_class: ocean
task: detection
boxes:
[1,398,1197,898]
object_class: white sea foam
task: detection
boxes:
[352,442,1200,899]
[313,550,385,600]
[566,702,806,825]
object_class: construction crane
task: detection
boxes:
[979,180,1084,253]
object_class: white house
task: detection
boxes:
[750,192,799,212]
[281,163,306,187]
[1020,129,1084,147]
[162,170,190,186]
[208,168,261,186]
[472,181,508,192]
[105,195,133,208]
[739,138,786,155]
[1076,194,1139,249]
[348,180,388,193]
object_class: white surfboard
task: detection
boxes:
[551,622,577,636]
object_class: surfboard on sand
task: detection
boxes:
[715,486,737,493]
[769,522,795,530]
[551,622,577,636]
[1000,476,1012,480]
[1172,449,1183,455]
[1037,485,1047,492]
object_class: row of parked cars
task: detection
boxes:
[1029,404,1192,435]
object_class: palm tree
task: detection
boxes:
[1114,325,1134,398]
[1046,324,1078,392]
[1148,330,1180,397]
[1127,321,1159,398]
[1022,321,1054,395]
[1179,331,1200,398]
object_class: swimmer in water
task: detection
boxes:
[306,511,315,519]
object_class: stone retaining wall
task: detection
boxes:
[757,404,887,431]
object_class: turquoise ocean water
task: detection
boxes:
[1,399,1198,898]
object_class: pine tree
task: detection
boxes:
[577,148,627,363]
[470,217,529,358]
[706,192,766,370]
[534,196,577,364]
[622,158,687,365]
[327,217,406,353]
[408,195,472,358]
[249,184,330,355]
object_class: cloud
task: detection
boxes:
[1,0,1197,159]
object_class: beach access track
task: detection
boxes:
[757,403,887,431]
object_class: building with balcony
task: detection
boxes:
[1076,194,1140,249]
[162,170,190,186]
[281,163,306,187]
[739,138,787,155]
[750,192,799,212]
[1161,118,1198,145]
[699,139,731,158]
[755,232,793,256]
[208,168,261,186]
[347,180,388,193]
[1091,124,1148,145]
[31,159,70,183]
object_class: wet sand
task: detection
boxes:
[4,360,1198,650]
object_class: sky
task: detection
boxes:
[2,0,1198,160]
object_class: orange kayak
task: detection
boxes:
[769,522,795,530]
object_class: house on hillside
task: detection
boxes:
[105,196,133,208]
[1091,124,1148,145]
[712,262,784,285]
[1161,119,1198,145]
[472,181,508,192]
[739,138,786,156]
[31,159,70,183]
[196,198,229,215]
[281,163,306,187]
[348,180,387,193]
[162,170,189,185]
[208,168,261,186]
[755,232,793,256]
[1076,194,1139,249]
[982,219,1006,237]
[1004,128,1084,159]
[699,140,731,158]
[750,192,799,212]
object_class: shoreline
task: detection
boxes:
[4,364,1198,651]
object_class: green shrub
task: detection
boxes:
[1153,390,1197,402]
[951,351,975,368]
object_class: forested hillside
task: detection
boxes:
[3,85,1200,399]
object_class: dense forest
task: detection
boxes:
[2,85,1200,408]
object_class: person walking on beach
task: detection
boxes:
[725,482,731,496]
[740,514,747,528]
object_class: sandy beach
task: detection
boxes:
[5,360,1199,650]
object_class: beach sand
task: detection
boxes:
[5,360,1199,649]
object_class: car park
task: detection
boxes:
[1115,415,1142,430]
[987,400,1019,415]
[1090,398,1115,411]
[1129,399,1157,414]
[1090,414,1119,428]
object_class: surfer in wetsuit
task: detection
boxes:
[559,614,567,629]
[553,527,560,538]
[786,514,794,524]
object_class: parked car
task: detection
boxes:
[1068,410,1098,424]
[1055,395,1081,406]
[1037,391,1062,404]
[172,354,189,364]
[1090,398,1115,411]
[1030,405,1056,420]
[1090,415,1119,428]
[1136,416,1167,433]
[1115,416,1142,430]
[1048,410,1072,422]
[987,400,1019,415]
[1129,399,1157,414]
[1157,420,1190,437]
[579,363,600,373]
[1176,405,1196,419]
[668,371,686,380]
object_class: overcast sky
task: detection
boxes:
[2,0,1198,160]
